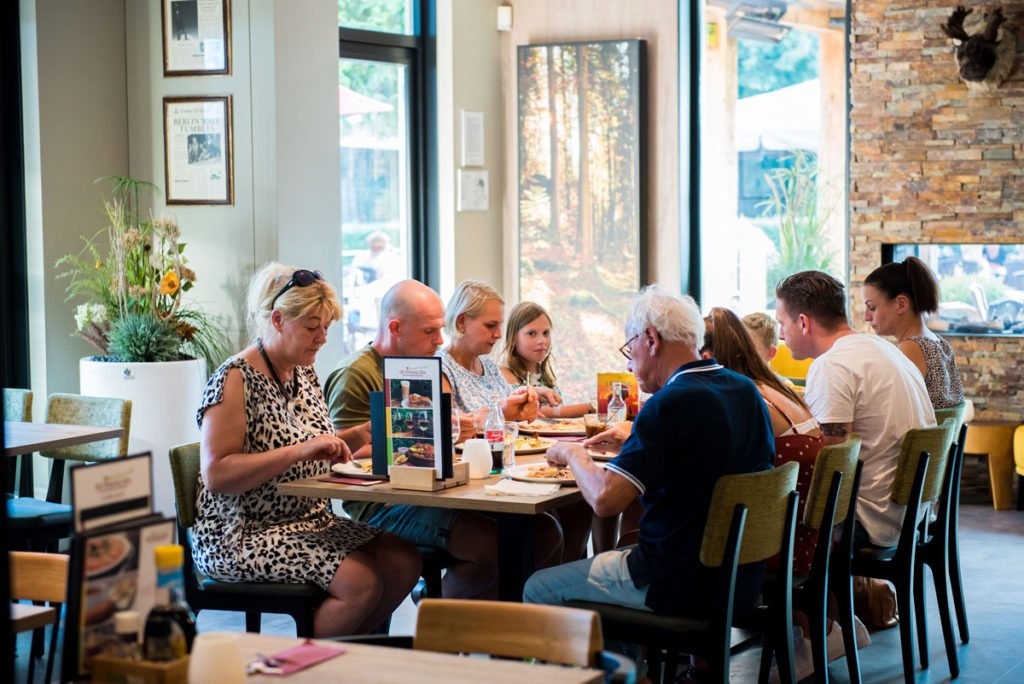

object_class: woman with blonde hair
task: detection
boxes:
[499,301,592,418]
[195,263,421,637]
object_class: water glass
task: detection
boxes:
[502,421,519,477]
[188,632,245,684]
[583,412,608,438]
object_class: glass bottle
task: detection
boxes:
[607,381,627,424]
[143,544,197,661]
[484,395,505,474]
[112,610,141,661]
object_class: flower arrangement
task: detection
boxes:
[56,176,227,368]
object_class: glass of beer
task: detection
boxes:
[583,413,608,438]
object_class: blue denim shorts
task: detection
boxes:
[363,504,463,550]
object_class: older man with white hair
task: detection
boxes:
[524,285,775,617]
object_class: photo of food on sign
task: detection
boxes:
[391,436,435,468]
[388,378,433,408]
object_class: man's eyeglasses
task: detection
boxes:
[270,269,324,309]
[618,334,639,361]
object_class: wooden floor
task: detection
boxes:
[14,504,1024,682]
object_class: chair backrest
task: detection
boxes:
[168,442,201,529]
[3,388,33,422]
[769,342,814,382]
[9,551,69,604]
[804,435,862,529]
[414,599,603,668]
[42,393,131,462]
[700,461,799,566]
[891,418,957,506]
[934,403,967,435]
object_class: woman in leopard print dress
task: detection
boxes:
[194,263,421,637]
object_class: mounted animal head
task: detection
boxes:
[941,6,1016,90]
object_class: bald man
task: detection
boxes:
[324,279,560,599]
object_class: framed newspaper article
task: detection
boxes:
[161,0,231,76]
[163,96,234,205]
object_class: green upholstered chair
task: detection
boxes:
[571,461,800,684]
[4,388,34,496]
[7,393,131,551]
[851,418,957,684]
[168,442,326,636]
[795,436,863,684]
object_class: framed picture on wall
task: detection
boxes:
[516,39,646,401]
[163,96,234,205]
[161,0,231,76]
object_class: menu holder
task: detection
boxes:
[390,461,470,492]
[70,451,155,533]
[371,357,454,480]
[90,654,188,684]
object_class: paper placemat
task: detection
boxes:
[484,479,561,496]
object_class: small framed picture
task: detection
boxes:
[162,96,234,205]
[161,0,231,76]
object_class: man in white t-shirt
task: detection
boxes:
[775,271,935,547]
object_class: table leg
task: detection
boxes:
[496,513,535,601]
[988,442,1014,511]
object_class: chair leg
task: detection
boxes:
[948,515,970,644]
[930,559,960,678]
[45,613,60,684]
[896,574,918,684]
[914,562,929,670]
[758,635,774,684]
[808,610,828,684]
[832,569,861,684]
[245,612,262,633]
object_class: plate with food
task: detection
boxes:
[506,463,577,485]
[456,435,556,455]
[517,419,586,437]
[85,533,133,578]
[586,448,619,461]
[331,458,374,476]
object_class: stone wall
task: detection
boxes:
[849,1,1024,420]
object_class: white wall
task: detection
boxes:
[21,0,130,399]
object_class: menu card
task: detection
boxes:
[371,356,453,479]
[70,452,154,532]
[597,372,639,418]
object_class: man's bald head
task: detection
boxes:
[374,279,445,356]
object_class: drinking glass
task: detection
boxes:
[501,421,519,477]
[188,633,245,684]
[417,410,431,435]
[583,413,608,438]
[451,412,461,445]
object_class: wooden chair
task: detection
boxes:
[913,422,967,678]
[10,551,69,684]
[794,436,863,684]
[414,598,635,681]
[850,418,957,684]
[7,393,131,551]
[4,388,34,496]
[934,403,971,643]
[572,461,800,684]
[168,442,326,636]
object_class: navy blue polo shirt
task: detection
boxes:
[604,358,774,615]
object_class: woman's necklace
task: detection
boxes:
[257,337,299,404]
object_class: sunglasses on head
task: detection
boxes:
[270,269,324,309]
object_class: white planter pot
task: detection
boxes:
[80,357,207,518]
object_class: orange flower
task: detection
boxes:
[159,270,180,295]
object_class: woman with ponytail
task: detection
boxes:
[862,256,964,408]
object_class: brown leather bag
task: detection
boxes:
[853,576,899,629]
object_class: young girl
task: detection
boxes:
[499,302,592,419]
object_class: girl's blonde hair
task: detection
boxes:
[246,262,342,341]
[501,301,558,388]
[444,280,503,339]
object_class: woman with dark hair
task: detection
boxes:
[863,256,964,408]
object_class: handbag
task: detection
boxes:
[852,576,899,629]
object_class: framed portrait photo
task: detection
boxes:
[161,0,231,76]
[163,96,234,205]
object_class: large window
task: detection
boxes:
[698,1,847,314]
[338,0,433,354]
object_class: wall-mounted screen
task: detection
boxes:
[884,243,1024,336]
